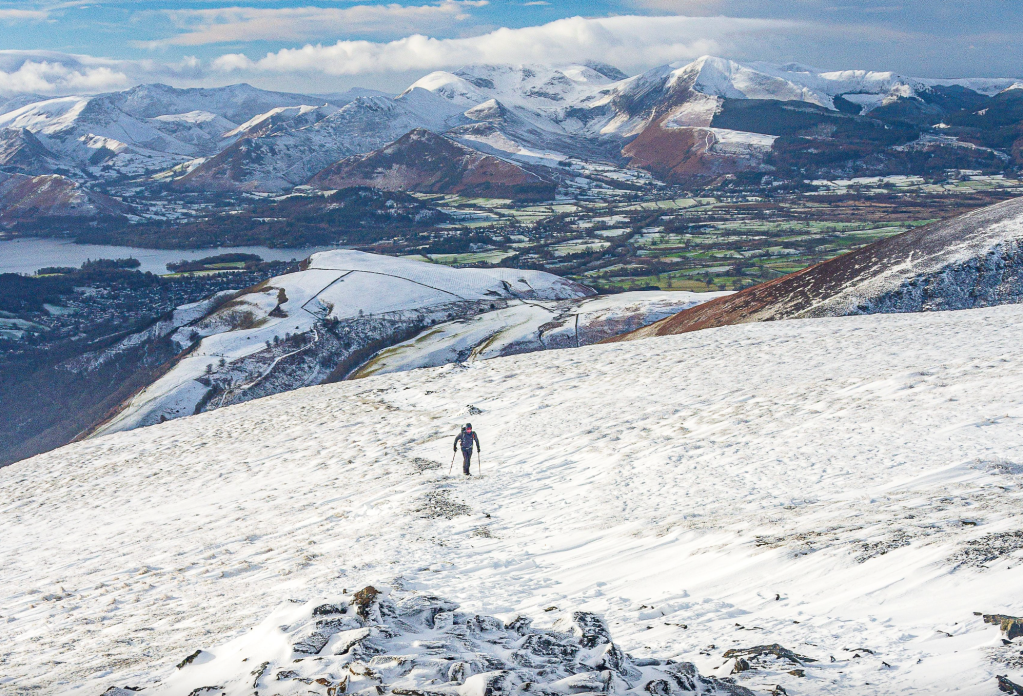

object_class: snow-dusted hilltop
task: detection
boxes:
[3,303,1023,694]
[90,251,727,437]
[615,195,1023,340]
[2,57,1019,188]
[0,172,128,221]
[352,290,726,379]
[0,83,384,181]
[93,250,591,435]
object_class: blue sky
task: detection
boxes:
[0,1,1020,95]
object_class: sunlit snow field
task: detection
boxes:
[2,305,1023,694]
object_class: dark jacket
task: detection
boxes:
[455,429,480,452]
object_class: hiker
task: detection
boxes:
[453,422,481,476]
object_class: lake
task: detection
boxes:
[0,238,338,276]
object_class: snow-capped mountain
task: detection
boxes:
[614,195,1023,340]
[0,84,384,181]
[176,90,465,191]
[4,299,1023,695]
[0,127,66,176]
[0,57,1019,189]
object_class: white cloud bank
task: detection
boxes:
[0,54,127,95]
[0,51,204,96]
[212,14,801,75]
[0,14,815,96]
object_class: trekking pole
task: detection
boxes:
[449,450,456,475]
[478,451,482,475]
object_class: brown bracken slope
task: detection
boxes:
[308,128,556,202]
[607,196,1023,341]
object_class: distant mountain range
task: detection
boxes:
[0,56,1020,202]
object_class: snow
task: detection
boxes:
[663,94,721,129]
[150,586,753,696]
[93,252,591,435]
[707,128,777,155]
[4,305,1023,694]
[353,291,725,378]
[681,57,832,108]
[223,104,338,138]
[4,59,1018,187]
[409,64,619,114]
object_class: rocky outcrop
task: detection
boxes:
[153,585,755,696]
[985,614,1023,641]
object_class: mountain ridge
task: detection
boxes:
[2,56,1019,190]
[308,127,557,201]
[609,195,1023,340]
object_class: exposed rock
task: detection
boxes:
[986,614,1023,640]
[314,603,349,616]
[721,644,817,669]
[293,629,332,655]
[160,585,750,696]
[950,531,1023,569]
[250,660,270,688]
[414,490,471,519]
[353,586,382,619]
[562,611,614,648]
[176,649,203,669]
[412,458,442,474]
[998,675,1023,695]
[185,687,223,696]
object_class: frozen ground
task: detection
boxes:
[2,305,1023,695]
[354,291,727,378]
[93,251,590,435]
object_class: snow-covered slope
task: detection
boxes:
[617,196,1023,339]
[0,126,66,176]
[177,91,466,191]
[93,251,591,435]
[0,84,348,179]
[3,304,1023,695]
[353,290,727,378]
[105,83,326,125]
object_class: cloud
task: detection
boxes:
[0,51,204,95]
[212,14,800,75]
[0,54,127,95]
[0,9,48,21]
[146,1,487,47]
